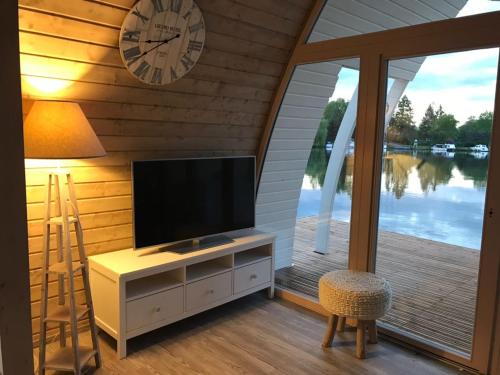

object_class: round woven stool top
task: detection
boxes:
[319,270,392,320]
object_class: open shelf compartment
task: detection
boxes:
[186,254,233,283]
[126,268,184,301]
[234,245,272,268]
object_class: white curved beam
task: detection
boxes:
[385,79,409,127]
[315,78,408,253]
[315,86,358,253]
[256,62,343,269]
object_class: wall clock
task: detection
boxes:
[119,0,205,85]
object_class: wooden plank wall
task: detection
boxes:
[19,0,313,344]
[256,62,341,269]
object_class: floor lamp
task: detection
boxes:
[24,101,105,374]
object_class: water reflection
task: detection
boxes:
[300,148,489,249]
[305,148,488,198]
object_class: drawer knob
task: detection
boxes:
[208,289,214,294]
[250,274,257,280]
[155,307,161,313]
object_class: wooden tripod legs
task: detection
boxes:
[356,320,366,359]
[322,315,339,348]
[322,315,378,359]
[38,171,102,375]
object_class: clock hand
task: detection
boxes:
[138,34,180,59]
[144,34,181,44]
[145,39,169,43]
[127,34,180,66]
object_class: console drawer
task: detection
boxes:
[234,259,271,294]
[186,271,232,311]
[126,286,183,332]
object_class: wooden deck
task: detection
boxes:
[275,216,480,355]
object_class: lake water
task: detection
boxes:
[297,149,489,250]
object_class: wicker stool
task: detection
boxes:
[319,270,392,359]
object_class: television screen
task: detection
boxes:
[132,157,255,249]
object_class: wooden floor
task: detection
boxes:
[36,293,462,374]
[276,217,480,355]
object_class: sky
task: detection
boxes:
[329,0,500,127]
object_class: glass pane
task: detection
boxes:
[273,59,359,297]
[308,0,500,44]
[375,48,499,356]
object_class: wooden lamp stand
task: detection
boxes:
[38,169,101,374]
[23,100,107,374]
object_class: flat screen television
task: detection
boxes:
[132,156,256,249]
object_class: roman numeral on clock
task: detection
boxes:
[183,8,192,20]
[151,0,165,13]
[122,30,140,43]
[171,0,182,13]
[189,21,203,33]
[151,67,163,84]
[188,40,203,52]
[180,55,195,71]
[133,61,151,80]
[170,67,178,81]
[132,7,149,24]
[123,46,143,66]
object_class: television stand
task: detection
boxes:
[158,235,234,254]
[88,229,275,359]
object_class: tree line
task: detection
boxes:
[387,95,493,147]
[313,96,493,148]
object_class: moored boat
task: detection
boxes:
[432,143,455,152]
[471,144,489,152]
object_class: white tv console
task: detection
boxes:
[88,229,275,359]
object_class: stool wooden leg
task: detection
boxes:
[356,320,366,359]
[322,315,338,348]
[368,321,378,344]
[337,316,346,332]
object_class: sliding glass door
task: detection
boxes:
[374,48,499,358]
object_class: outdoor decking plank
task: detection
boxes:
[276,216,480,355]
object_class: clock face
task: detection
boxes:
[119,0,205,85]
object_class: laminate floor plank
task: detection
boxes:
[35,293,460,374]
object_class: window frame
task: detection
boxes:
[258,9,500,373]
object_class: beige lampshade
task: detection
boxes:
[24,100,106,159]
